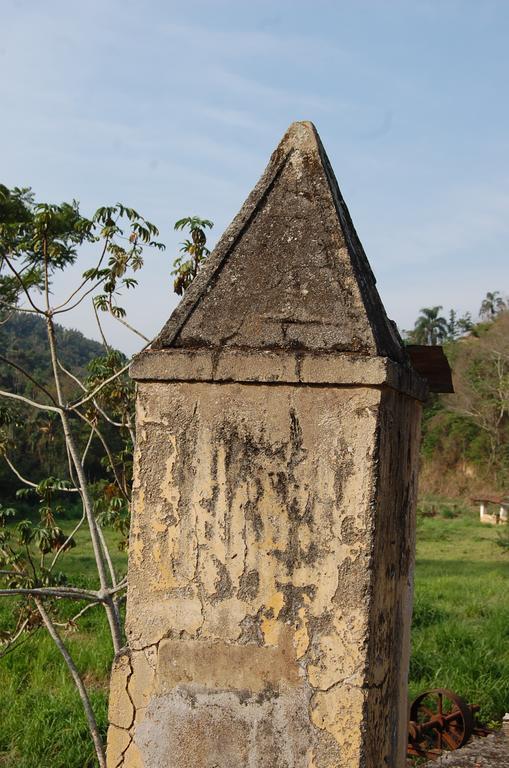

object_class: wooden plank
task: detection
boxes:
[406,345,454,394]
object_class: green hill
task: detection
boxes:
[419,311,509,499]
[0,314,114,503]
[0,313,105,388]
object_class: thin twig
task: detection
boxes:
[74,409,130,501]
[109,578,127,595]
[93,300,111,351]
[57,360,86,391]
[3,454,79,492]
[2,617,29,645]
[2,254,42,313]
[0,569,27,577]
[69,362,132,409]
[52,278,107,316]
[50,511,86,571]
[96,522,117,588]
[58,361,126,428]
[0,620,34,660]
[109,303,150,342]
[81,429,95,465]
[51,238,110,312]
[0,303,38,315]
[3,455,38,488]
[53,601,100,627]
[93,404,125,428]
[0,354,58,405]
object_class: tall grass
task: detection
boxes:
[0,526,126,768]
[409,508,509,725]
[0,613,110,767]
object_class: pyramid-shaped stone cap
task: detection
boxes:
[152,121,404,362]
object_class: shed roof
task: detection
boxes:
[472,496,509,504]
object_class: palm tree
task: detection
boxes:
[479,291,507,320]
[411,306,448,345]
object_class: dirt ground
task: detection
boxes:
[419,732,509,767]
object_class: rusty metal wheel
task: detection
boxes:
[408,688,474,757]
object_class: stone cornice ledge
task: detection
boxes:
[130,348,428,401]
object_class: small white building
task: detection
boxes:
[473,495,509,525]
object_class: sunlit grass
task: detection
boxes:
[0,525,127,768]
[409,506,509,725]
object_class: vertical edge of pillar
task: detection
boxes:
[362,388,422,766]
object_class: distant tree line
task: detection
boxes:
[413,292,509,497]
[0,313,118,502]
[404,291,507,346]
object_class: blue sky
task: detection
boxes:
[2,0,508,353]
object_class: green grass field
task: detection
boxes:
[0,527,126,768]
[409,505,509,724]
[0,506,508,767]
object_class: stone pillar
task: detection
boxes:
[107,122,429,768]
[500,504,508,524]
[480,502,487,522]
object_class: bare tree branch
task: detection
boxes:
[75,409,130,500]
[0,303,38,315]
[51,237,110,312]
[69,361,132,410]
[59,360,126,429]
[2,254,42,313]
[52,277,109,316]
[34,598,106,768]
[50,511,86,571]
[44,312,123,653]
[0,353,58,405]
[94,405,125,429]
[0,569,27,577]
[3,455,38,488]
[3,454,79,492]
[93,299,111,351]
[109,304,150,342]
[0,387,61,413]
[96,521,118,589]
[0,618,31,659]
[58,360,86,390]
[0,586,100,601]
[81,428,95,465]
[109,578,127,594]
[54,600,100,627]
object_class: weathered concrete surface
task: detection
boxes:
[107,382,421,767]
[130,348,427,400]
[152,121,403,362]
[106,121,425,768]
[417,733,509,767]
